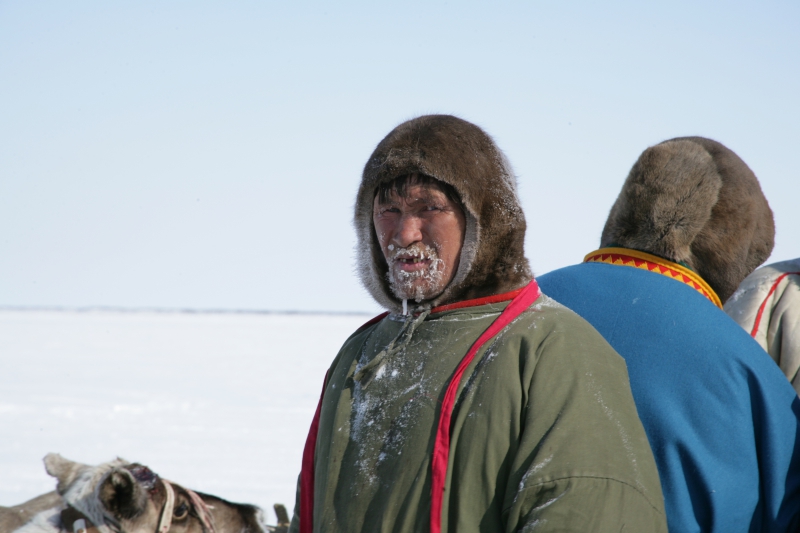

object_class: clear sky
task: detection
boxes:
[1,1,798,313]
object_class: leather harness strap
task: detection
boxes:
[184,486,216,533]
[156,480,176,533]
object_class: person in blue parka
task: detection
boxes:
[538,136,800,533]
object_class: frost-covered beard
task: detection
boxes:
[386,243,446,303]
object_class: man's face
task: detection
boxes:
[373,181,466,302]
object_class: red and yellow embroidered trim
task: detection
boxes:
[583,247,722,309]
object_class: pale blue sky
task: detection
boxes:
[1,1,798,312]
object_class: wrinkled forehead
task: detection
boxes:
[373,173,462,207]
[374,184,451,206]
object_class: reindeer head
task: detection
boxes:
[43,454,271,533]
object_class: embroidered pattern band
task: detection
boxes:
[584,247,722,309]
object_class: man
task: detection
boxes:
[290,115,667,532]
[725,258,800,394]
[537,137,800,532]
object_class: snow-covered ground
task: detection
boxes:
[0,309,371,519]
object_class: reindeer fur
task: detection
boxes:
[45,453,128,532]
[601,137,774,303]
[355,114,532,311]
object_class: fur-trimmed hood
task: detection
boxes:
[601,136,774,303]
[355,115,532,312]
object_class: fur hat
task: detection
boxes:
[355,114,532,312]
[601,136,774,303]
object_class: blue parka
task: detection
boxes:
[538,250,800,533]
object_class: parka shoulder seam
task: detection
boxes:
[512,474,665,516]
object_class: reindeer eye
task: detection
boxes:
[173,502,189,520]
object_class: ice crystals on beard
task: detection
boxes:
[387,243,445,302]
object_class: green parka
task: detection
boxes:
[289,115,666,532]
[290,293,667,532]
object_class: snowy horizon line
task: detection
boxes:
[0,305,375,317]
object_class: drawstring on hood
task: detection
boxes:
[354,306,431,387]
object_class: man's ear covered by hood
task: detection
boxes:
[601,136,774,303]
[355,115,533,313]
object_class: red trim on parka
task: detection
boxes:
[750,272,800,337]
[430,286,526,314]
[298,312,390,533]
[429,280,540,533]
[299,370,327,533]
[298,281,541,533]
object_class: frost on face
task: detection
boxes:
[386,243,445,302]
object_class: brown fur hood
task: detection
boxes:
[601,136,774,303]
[355,115,532,312]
